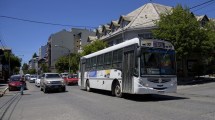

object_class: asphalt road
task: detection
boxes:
[1,82,215,120]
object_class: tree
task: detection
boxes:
[55,53,81,73]
[152,4,215,76]
[3,52,21,75]
[55,56,69,73]
[22,63,29,74]
[32,53,38,58]
[152,5,214,58]
[81,40,108,56]
[41,63,49,73]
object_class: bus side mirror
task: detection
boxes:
[136,47,141,57]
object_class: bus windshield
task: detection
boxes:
[140,48,176,75]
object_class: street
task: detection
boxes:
[1,82,215,120]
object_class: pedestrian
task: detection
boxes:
[20,75,26,95]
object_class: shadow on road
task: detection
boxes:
[178,77,215,86]
[82,89,188,102]
[123,94,188,102]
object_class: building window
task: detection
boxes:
[138,33,153,39]
[121,20,130,28]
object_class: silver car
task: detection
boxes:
[40,73,66,93]
[35,75,41,87]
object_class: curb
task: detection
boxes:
[0,87,8,97]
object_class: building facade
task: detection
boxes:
[46,28,95,72]
[28,57,39,70]
[39,45,47,59]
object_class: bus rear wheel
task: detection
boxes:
[114,83,122,97]
[86,80,91,92]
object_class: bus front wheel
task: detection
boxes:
[114,83,122,97]
[86,80,91,92]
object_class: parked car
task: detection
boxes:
[60,73,68,78]
[29,75,37,83]
[40,73,66,93]
[8,75,27,91]
[63,74,78,85]
[35,75,41,87]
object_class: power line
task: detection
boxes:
[0,39,5,49]
[189,0,215,10]
[192,0,215,12]
[0,32,7,47]
[0,15,96,29]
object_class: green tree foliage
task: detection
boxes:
[32,52,38,58]
[152,5,215,59]
[81,40,107,56]
[41,63,49,73]
[55,56,68,73]
[28,69,36,74]
[22,63,29,74]
[55,53,81,73]
[3,52,21,74]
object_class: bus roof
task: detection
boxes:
[82,38,174,59]
[82,38,139,59]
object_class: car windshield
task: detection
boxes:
[10,76,21,81]
[68,74,78,78]
[140,48,176,75]
[46,74,61,78]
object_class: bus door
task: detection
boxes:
[122,44,136,93]
[80,58,86,89]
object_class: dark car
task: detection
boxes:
[8,75,27,91]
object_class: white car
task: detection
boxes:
[29,75,37,83]
[35,75,41,87]
[40,73,66,93]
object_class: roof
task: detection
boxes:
[110,20,120,27]
[102,24,111,31]
[195,15,209,21]
[88,36,98,42]
[126,3,172,29]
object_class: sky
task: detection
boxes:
[0,0,215,65]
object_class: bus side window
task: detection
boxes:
[97,54,104,70]
[113,49,122,69]
[86,59,89,71]
[104,52,112,69]
[92,57,97,70]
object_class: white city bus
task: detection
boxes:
[79,38,177,97]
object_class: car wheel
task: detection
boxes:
[61,87,66,92]
[114,82,122,98]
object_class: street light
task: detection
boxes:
[54,45,71,73]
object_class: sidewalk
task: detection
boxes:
[0,83,8,97]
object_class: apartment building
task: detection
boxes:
[47,28,95,72]
[39,45,47,59]
[28,57,39,70]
